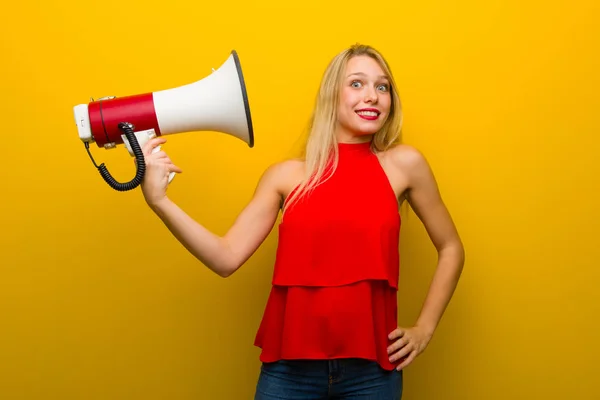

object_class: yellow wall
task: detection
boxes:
[1,0,598,398]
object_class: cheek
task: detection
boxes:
[340,92,352,109]
[381,96,392,115]
[339,94,357,116]
[338,107,355,125]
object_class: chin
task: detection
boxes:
[338,116,386,138]
[355,115,386,132]
[342,123,382,137]
[355,123,384,136]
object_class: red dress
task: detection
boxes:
[254,141,401,371]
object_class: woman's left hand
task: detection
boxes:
[387,326,433,370]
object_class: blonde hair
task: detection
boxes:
[284,43,403,212]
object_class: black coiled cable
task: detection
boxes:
[84,122,146,192]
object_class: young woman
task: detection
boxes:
[140,44,465,399]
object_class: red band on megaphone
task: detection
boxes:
[88,93,161,147]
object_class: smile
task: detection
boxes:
[355,109,380,120]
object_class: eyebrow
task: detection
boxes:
[347,72,389,80]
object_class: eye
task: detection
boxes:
[351,80,362,88]
[378,84,389,92]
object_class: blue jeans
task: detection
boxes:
[254,358,403,399]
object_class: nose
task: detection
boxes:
[363,86,378,103]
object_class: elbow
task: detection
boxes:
[214,259,241,278]
[217,268,235,278]
[214,240,247,278]
[194,255,239,278]
[450,240,465,261]
[200,238,240,278]
[439,240,465,267]
[453,242,466,267]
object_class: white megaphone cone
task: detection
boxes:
[73,50,254,192]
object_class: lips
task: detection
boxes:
[355,108,381,120]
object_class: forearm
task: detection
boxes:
[149,197,235,277]
[415,243,465,336]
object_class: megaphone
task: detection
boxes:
[73,50,254,192]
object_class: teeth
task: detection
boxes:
[357,111,378,116]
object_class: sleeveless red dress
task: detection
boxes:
[254,141,401,371]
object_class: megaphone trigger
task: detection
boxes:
[121,128,176,185]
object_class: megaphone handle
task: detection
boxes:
[152,145,176,183]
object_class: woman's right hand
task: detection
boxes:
[140,137,183,207]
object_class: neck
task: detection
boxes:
[335,122,374,143]
[335,133,373,144]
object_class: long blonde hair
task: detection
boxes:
[284,43,404,212]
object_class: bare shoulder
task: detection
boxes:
[260,158,304,184]
[384,144,433,188]
[256,158,305,203]
[385,143,428,169]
